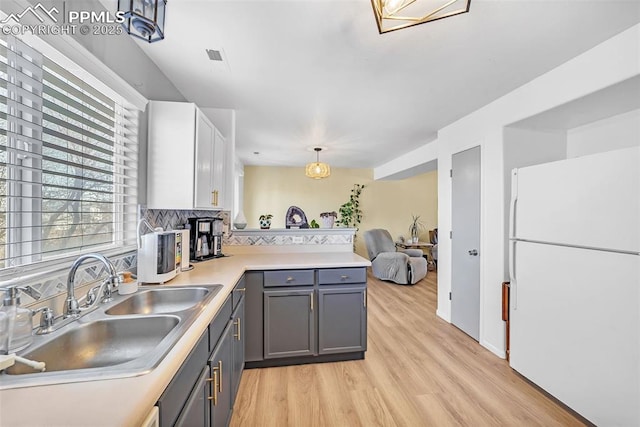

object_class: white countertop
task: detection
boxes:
[0,252,370,427]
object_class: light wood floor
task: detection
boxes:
[230,270,586,427]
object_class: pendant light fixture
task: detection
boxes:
[305,147,331,180]
[371,0,471,34]
[118,0,167,43]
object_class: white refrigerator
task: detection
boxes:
[509,146,640,426]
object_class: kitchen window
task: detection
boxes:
[0,35,139,271]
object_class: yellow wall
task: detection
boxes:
[243,166,438,257]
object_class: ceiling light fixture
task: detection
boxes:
[305,147,331,180]
[371,0,471,34]
[118,0,167,43]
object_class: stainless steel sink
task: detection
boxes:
[0,284,223,389]
[5,316,179,375]
[105,287,211,315]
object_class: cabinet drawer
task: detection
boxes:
[264,270,314,287]
[210,295,232,353]
[318,268,366,285]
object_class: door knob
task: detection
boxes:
[468,249,478,256]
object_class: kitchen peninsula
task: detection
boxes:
[0,251,370,427]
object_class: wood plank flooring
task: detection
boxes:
[230,270,586,426]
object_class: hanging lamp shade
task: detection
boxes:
[371,0,471,34]
[118,0,167,43]
[305,147,331,179]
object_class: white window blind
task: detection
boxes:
[0,35,138,270]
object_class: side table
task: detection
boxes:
[395,241,436,271]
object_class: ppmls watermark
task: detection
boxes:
[0,2,125,36]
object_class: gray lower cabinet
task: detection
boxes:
[157,330,209,427]
[231,296,245,404]
[157,275,247,427]
[247,267,368,365]
[209,321,233,427]
[264,288,316,358]
[318,285,367,354]
[244,271,264,362]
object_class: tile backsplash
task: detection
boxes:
[142,209,231,234]
[10,252,136,306]
[6,208,230,306]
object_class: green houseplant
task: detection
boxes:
[259,214,273,229]
[338,184,365,229]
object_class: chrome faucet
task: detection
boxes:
[64,254,120,319]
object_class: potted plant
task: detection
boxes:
[338,184,365,229]
[259,214,273,229]
[319,211,337,228]
[409,214,424,243]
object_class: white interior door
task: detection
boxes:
[451,146,481,341]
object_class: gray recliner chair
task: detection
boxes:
[363,229,428,285]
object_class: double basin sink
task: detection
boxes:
[0,284,223,389]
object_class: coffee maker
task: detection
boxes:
[188,217,224,261]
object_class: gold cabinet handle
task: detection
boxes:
[310,293,314,311]
[340,275,349,280]
[363,289,367,308]
[208,371,218,405]
[211,191,216,206]
[286,276,294,283]
[217,360,223,393]
[236,288,245,292]
[215,190,218,206]
[234,317,241,341]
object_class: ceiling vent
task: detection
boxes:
[206,49,223,61]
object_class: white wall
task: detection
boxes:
[376,24,640,359]
[567,109,640,158]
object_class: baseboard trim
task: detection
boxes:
[245,351,365,369]
[481,340,506,360]
[436,308,450,322]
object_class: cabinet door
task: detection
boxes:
[209,321,233,427]
[212,129,226,209]
[194,110,215,210]
[318,285,367,355]
[175,367,211,427]
[231,297,244,405]
[264,288,316,359]
[244,272,264,362]
[147,101,196,209]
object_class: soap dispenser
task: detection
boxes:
[0,286,37,353]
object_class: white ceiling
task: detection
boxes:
[134,0,640,169]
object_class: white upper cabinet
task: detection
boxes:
[147,101,226,210]
[212,128,226,209]
[194,110,215,209]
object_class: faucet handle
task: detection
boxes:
[33,307,56,334]
[85,285,100,306]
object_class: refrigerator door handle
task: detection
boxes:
[509,170,518,240]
